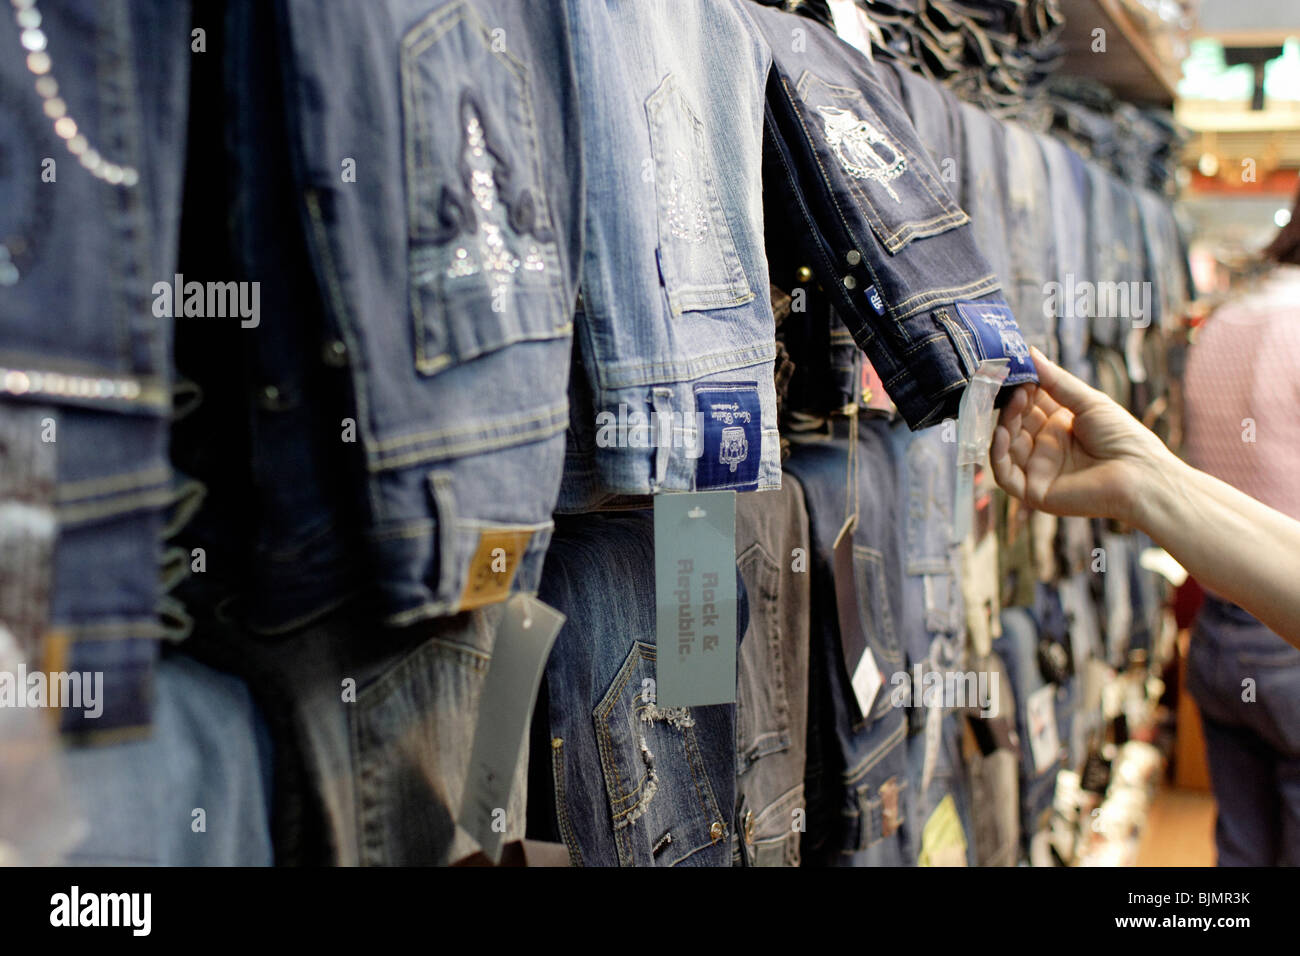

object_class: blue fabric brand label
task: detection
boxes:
[694,383,761,491]
[953,301,1037,381]
[864,284,886,316]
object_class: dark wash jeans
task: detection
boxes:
[748,2,1036,431]
[734,483,812,865]
[1188,596,1300,866]
[785,416,912,865]
[0,0,192,736]
[534,512,745,866]
[185,600,526,866]
[269,0,583,624]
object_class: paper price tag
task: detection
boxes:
[850,646,883,718]
[921,701,942,796]
[459,594,565,863]
[654,491,737,708]
[1025,683,1061,774]
[919,794,968,867]
[832,516,869,684]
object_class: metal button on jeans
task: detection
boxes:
[710,821,725,841]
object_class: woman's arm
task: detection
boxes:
[991,347,1300,649]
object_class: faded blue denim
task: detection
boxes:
[558,0,781,509]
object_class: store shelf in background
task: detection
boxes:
[1059,0,1182,106]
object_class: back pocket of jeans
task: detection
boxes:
[400,2,568,375]
[736,542,791,773]
[593,641,727,866]
[352,622,525,865]
[793,70,967,255]
[852,544,904,723]
[644,73,754,317]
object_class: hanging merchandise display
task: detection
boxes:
[2,0,1237,875]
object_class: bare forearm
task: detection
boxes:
[1130,452,1300,648]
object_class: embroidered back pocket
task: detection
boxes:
[793,71,967,255]
[645,74,754,317]
[401,2,568,375]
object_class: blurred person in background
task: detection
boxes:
[1180,181,1300,866]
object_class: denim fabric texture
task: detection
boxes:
[890,59,965,171]
[1085,163,1147,352]
[748,2,1035,431]
[785,416,911,865]
[1001,120,1055,356]
[995,604,1070,852]
[558,0,780,510]
[733,483,812,865]
[60,653,274,865]
[1036,131,1092,380]
[180,0,363,637]
[185,600,526,866]
[889,420,974,864]
[537,512,745,866]
[0,0,193,736]
[269,0,584,623]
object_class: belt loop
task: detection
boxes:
[651,388,674,491]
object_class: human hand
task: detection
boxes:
[989,347,1176,523]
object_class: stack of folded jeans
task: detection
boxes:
[845,0,1064,112]
[1045,76,1187,196]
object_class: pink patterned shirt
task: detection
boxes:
[1184,266,1300,523]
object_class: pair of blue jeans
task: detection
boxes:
[786,416,911,865]
[889,421,975,863]
[534,511,746,866]
[558,0,781,510]
[265,0,584,624]
[1036,130,1092,382]
[1187,596,1300,866]
[733,482,812,865]
[748,1,1036,431]
[0,0,193,735]
[1085,163,1149,352]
